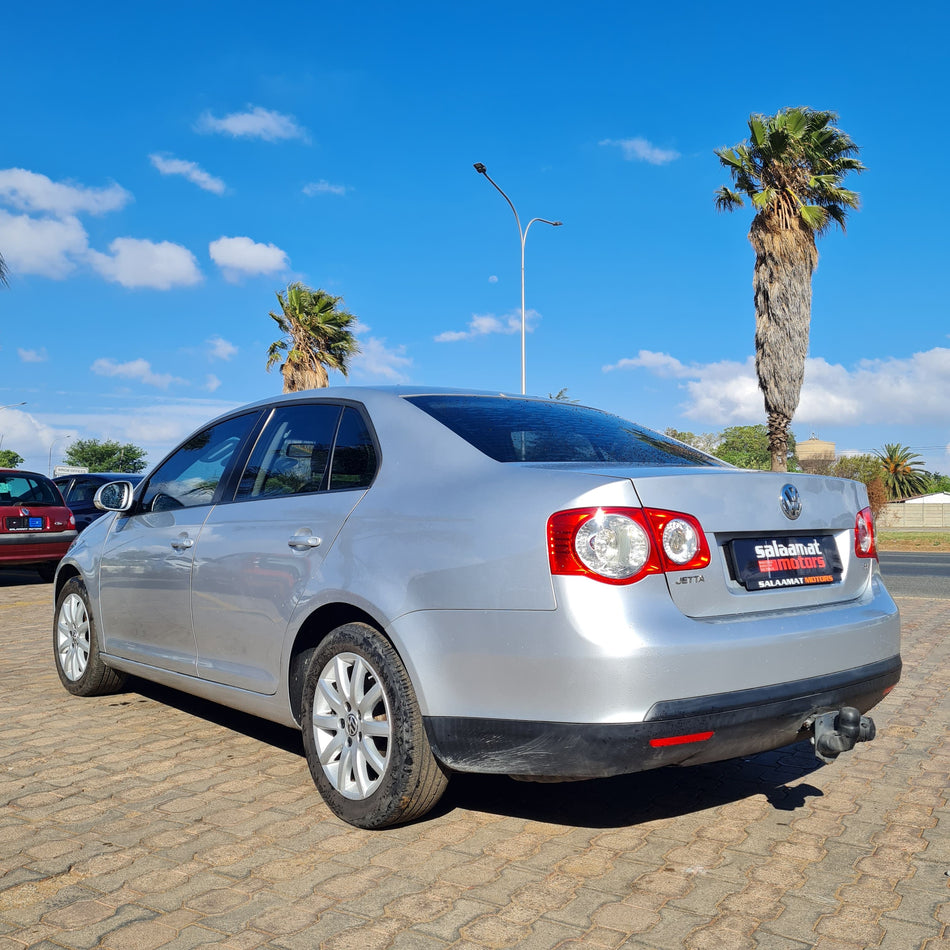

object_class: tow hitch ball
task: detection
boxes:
[811,707,876,764]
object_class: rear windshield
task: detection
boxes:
[405,396,722,466]
[0,473,62,505]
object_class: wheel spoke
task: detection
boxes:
[361,718,389,739]
[316,677,346,716]
[337,741,357,791]
[318,730,345,767]
[357,681,382,716]
[359,736,387,777]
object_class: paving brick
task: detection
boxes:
[2,581,949,950]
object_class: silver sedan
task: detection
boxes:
[53,388,900,828]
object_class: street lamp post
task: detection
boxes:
[48,436,72,476]
[473,163,561,395]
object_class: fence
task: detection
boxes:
[878,503,950,529]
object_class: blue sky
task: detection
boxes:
[2,1,948,476]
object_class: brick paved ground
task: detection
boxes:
[0,570,947,949]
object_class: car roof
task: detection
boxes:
[52,472,143,481]
[0,468,54,481]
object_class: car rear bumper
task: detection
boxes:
[0,531,77,564]
[423,654,901,778]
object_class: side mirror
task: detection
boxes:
[94,481,135,512]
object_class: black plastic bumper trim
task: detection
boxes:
[423,655,901,778]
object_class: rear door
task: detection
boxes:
[191,403,379,692]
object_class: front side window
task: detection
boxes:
[67,478,102,506]
[236,404,341,499]
[141,413,256,512]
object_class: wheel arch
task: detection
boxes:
[288,602,387,725]
[54,561,82,602]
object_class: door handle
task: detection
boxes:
[170,536,194,551]
[288,535,322,550]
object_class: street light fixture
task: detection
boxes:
[473,163,562,395]
[48,436,72,476]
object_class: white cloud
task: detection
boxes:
[205,374,222,392]
[351,326,412,383]
[0,167,131,215]
[488,275,498,283]
[303,180,348,197]
[196,106,308,142]
[209,236,289,281]
[207,336,237,361]
[91,357,187,390]
[16,398,244,475]
[88,238,202,289]
[435,309,537,343]
[606,347,950,427]
[149,153,226,195]
[18,347,48,363]
[0,210,89,278]
[599,137,680,165]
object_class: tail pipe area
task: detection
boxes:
[810,706,876,764]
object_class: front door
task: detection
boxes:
[97,413,258,675]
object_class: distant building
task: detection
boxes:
[798,435,836,473]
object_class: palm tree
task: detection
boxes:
[0,250,9,287]
[875,443,928,500]
[266,283,361,392]
[715,107,864,471]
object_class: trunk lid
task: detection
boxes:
[628,467,871,617]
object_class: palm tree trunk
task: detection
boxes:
[750,219,817,472]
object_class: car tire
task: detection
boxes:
[301,622,448,829]
[54,577,127,696]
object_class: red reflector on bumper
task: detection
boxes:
[649,731,714,748]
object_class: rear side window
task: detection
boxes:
[405,396,721,467]
[329,407,378,490]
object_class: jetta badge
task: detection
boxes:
[781,485,802,521]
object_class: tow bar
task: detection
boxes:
[811,706,877,764]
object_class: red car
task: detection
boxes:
[0,469,77,581]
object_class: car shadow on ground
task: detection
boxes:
[0,568,48,588]
[125,677,825,829]
[439,751,825,829]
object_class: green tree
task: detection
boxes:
[714,424,798,470]
[715,107,864,472]
[64,438,148,473]
[830,454,888,521]
[922,471,950,494]
[266,282,361,393]
[0,449,24,467]
[875,443,928,500]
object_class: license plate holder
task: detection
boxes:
[731,535,841,591]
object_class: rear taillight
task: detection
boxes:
[854,507,877,560]
[547,507,710,585]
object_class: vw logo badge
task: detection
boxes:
[781,485,802,520]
